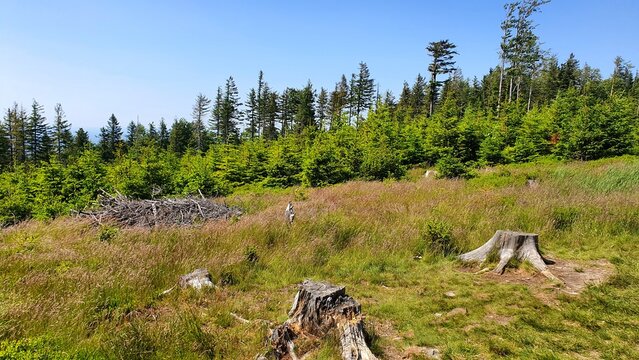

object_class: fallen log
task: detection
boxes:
[270,280,377,360]
[459,230,561,282]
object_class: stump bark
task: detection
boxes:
[459,230,560,282]
[285,202,295,224]
[270,280,377,360]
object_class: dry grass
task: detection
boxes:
[1,156,639,359]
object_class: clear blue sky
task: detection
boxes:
[1,0,637,135]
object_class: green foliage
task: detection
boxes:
[97,225,118,242]
[435,154,473,179]
[551,207,580,230]
[0,337,72,360]
[421,219,457,256]
[302,128,358,186]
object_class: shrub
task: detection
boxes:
[435,155,474,179]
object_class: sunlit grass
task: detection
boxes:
[1,156,638,358]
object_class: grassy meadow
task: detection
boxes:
[1,156,639,359]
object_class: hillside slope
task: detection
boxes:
[1,156,639,359]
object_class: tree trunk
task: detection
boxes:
[270,280,377,360]
[508,77,513,103]
[527,82,533,111]
[497,62,505,113]
[459,230,560,282]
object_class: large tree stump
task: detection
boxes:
[459,230,560,282]
[270,280,377,360]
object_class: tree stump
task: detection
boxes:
[270,280,377,360]
[178,268,214,289]
[459,230,560,282]
[285,202,295,224]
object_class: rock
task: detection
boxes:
[527,179,540,188]
[424,170,439,178]
[446,307,467,318]
[403,346,441,359]
[444,291,456,298]
[179,268,214,289]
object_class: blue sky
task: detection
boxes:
[1,0,637,135]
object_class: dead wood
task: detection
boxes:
[79,192,241,227]
[270,280,377,360]
[459,230,560,282]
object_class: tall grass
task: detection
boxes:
[0,156,638,358]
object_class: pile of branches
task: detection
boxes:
[80,193,242,227]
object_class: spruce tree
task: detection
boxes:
[159,118,170,149]
[317,87,329,131]
[210,87,223,142]
[220,76,241,144]
[51,103,73,160]
[558,53,580,91]
[99,114,122,161]
[26,99,50,162]
[73,128,91,155]
[328,75,349,129]
[295,81,316,132]
[191,93,211,152]
[352,62,375,124]
[410,74,427,116]
[169,118,193,155]
[280,88,298,136]
[426,40,458,116]
[245,88,259,139]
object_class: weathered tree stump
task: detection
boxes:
[270,280,377,360]
[285,202,295,224]
[459,230,560,282]
[178,268,214,289]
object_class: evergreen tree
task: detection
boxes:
[52,103,72,160]
[426,39,458,116]
[351,62,375,124]
[26,99,49,162]
[98,114,123,161]
[558,53,581,91]
[245,88,259,139]
[210,87,223,142]
[219,77,241,144]
[610,56,634,97]
[410,74,427,116]
[317,87,329,131]
[148,122,158,144]
[158,118,170,149]
[73,128,91,155]
[191,93,211,151]
[397,81,412,120]
[295,81,316,132]
[280,88,298,136]
[169,118,193,155]
[328,75,349,129]
[262,89,279,140]
[0,112,9,169]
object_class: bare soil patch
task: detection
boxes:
[462,258,614,306]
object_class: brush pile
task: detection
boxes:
[80,193,242,227]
